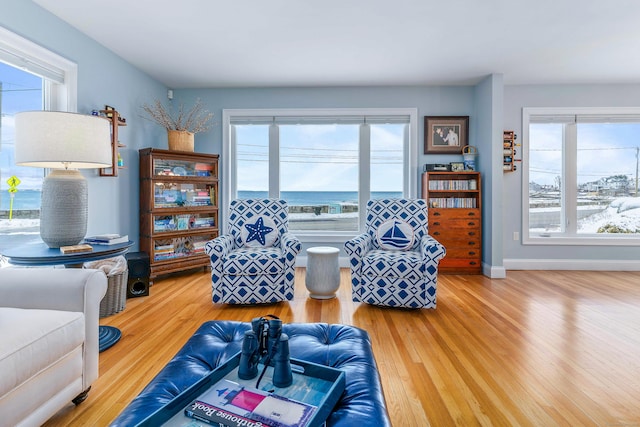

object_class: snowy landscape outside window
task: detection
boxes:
[523,107,640,245]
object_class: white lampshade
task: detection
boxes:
[15,111,112,169]
[14,110,113,248]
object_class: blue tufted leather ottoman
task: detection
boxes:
[110,321,391,426]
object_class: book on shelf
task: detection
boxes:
[184,379,316,427]
[84,234,129,245]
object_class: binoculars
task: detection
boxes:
[238,316,293,388]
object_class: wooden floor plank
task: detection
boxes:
[43,269,640,426]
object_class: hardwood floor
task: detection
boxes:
[44,269,640,426]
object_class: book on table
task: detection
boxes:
[84,234,128,245]
[184,379,316,427]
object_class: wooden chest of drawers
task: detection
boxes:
[422,171,482,274]
[429,208,481,274]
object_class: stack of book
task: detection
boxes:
[84,234,129,245]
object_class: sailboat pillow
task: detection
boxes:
[376,219,415,251]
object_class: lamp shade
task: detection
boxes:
[15,111,112,169]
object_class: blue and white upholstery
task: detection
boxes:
[205,199,301,304]
[344,199,446,309]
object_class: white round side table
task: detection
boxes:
[305,246,340,299]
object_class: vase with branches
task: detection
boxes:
[141,98,214,151]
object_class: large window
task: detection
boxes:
[523,107,640,245]
[225,109,417,237]
[0,26,76,253]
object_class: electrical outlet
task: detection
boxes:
[513,231,519,241]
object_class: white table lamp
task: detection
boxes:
[15,111,112,248]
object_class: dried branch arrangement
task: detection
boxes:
[141,99,214,133]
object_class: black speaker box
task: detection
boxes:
[125,251,150,298]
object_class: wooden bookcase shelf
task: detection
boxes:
[422,171,482,274]
[139,148,219,283]
[100,107,126,177]
[503,130,518,172]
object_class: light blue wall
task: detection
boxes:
[1,0,167,249]
[473,74,504,275]
[174,86,502,259]
[503,84,640,263]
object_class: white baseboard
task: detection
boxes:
[503,258,640,271]
[484,263,506,278]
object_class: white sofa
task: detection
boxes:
[0,268,107,427]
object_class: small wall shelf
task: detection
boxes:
[100,106,126,177]
[503,130,520,172]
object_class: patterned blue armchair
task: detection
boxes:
[344,199,446,308]
[205,199,301,304]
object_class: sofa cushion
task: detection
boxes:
[223,247,284,275]
[363,249,424,280]
[0,307,85,396]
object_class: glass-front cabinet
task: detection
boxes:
[139,148,219,283]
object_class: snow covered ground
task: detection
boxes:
[578,197,640,233]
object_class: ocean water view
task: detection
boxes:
[0,190,41,211]
[0,190,404,211]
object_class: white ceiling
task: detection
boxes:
[34,0,640,89]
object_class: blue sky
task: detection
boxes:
[530,122,640,187]
[1,62,44,190]
[236,123,404,193]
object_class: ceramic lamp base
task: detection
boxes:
[40,169,88,248]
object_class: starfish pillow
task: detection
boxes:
[241,216,278,248]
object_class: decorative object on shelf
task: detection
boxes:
[450,161,465,171]
[424,116,469,154]
[15,111,112,248]
[99,106,127,176]
[141,98,214,152]
[462,145,478,170]
[503,130,520,172]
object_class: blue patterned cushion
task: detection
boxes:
[363,249,423,279]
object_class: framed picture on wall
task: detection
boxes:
[424,116,469,154]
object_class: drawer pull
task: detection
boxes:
[469,251,476,255]
[433,231,440,236]
[468,212,476,216]
[470,261,477,265]
[468,232,476,236]
[434,222,441,226]
[434,212,441,216]
[468,241,476,246]
[468,222,476,226]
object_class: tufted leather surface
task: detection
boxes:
[110,321,391,426]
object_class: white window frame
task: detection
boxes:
[0,26,77,112]
[522,106,640,246]
[223,108,418,242]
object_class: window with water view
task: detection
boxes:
[0,62,43,253]
[231,111,412,234]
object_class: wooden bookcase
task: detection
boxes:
[422,171,482,274]
[139,148,219,283]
